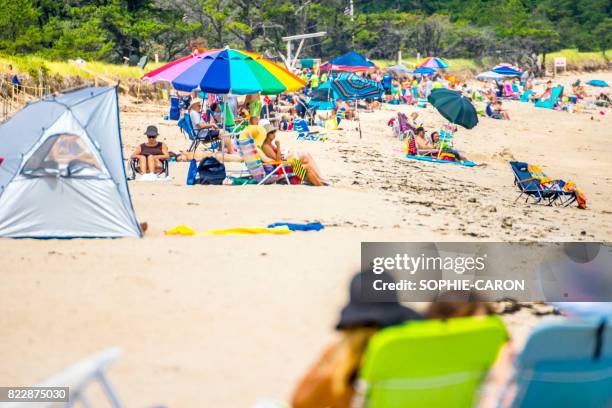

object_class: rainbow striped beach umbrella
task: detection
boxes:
[141,48,306,94]
[417,57,449,69]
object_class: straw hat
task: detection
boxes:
[263,123,278,135]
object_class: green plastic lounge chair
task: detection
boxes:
[520,90,533,102]
[535,86,563,109]
[500,319,612,408]
[358,316,507,408]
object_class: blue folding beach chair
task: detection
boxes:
[509,161,558,205]
[500,319,612,408]
[509,161,577,206]
[177,113,217,152]
[294,119,326,141]
[535,86,563,109]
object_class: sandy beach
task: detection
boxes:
[1,71,611,407]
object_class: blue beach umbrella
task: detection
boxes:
[413,67,436,75]
[491,65,523,77]
[330,73,384,101]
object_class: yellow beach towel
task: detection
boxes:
[165,225,293,236]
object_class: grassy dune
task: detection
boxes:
[1,49,608,90]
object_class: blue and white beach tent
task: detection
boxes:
[0,87,141,238]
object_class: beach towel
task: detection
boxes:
[165,225,293,236]
[267,222,324,231]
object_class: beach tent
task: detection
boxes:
[0,86,141,238]
[320,51,377,72]
[309,82,338,110]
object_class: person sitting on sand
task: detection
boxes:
[291,271,423,408]
[486,101,509,120]
[189,100,236,153]
[260,124,327,186]
[131,126,170,174]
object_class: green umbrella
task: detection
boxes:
[427,89,478,129]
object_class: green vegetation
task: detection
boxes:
[0,1,609,72]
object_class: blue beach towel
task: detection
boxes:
[267,222,325,232]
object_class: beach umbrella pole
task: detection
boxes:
[221,93,227,165]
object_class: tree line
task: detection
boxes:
[1,0,610,66]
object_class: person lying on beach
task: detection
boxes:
[189,100,236,154]
[291,271,423,408]
[131,125,169,174]
[174,150,243,163]
[260,123,327,186]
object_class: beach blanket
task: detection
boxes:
[267,222,324,231]
[406,154,476,167]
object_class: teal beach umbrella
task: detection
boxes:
[428,89,478,129]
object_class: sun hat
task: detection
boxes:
[144,125,159,137]
[263,123,278,135]
[336,271,423,330]
[189,100,202,109]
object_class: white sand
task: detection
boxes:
[0,71,611,407]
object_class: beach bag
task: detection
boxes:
[197,157,226,185]
[186,159,198,185]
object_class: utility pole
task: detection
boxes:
[350,0,355,48]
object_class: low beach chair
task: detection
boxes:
[0,348,125,408]
[500,319,612,408]
[236,136,295,185]
[396,113,416,141]
[535,86,563,109]
[294,119,326,141]
[126,157,169,180]
[519,90,533,102]
[357,316,507,408]
[509,161,558,205]
[509,161,577,206]
[177,113,217,152]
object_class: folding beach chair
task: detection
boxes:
[535,86,563,109]
[509,161,576,206]
[236,135,297,185]
[519,90,533,103]
[0,348,125,408]
[357,316,507,408]
[126,157,169,180]
[500,319,612,408]
[177,113,217,152]
[395,113,416,141]
[294,119,326,141]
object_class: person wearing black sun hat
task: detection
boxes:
[292,271,423,408]
[131,125,169,174]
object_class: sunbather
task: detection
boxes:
[131,125,170,174]
[291,271,423,408]
[414,127,435,152]
[260,124,327,186]
[174,150,243,163]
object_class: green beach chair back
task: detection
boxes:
[358,316,507,408]
[535,86,563,109]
